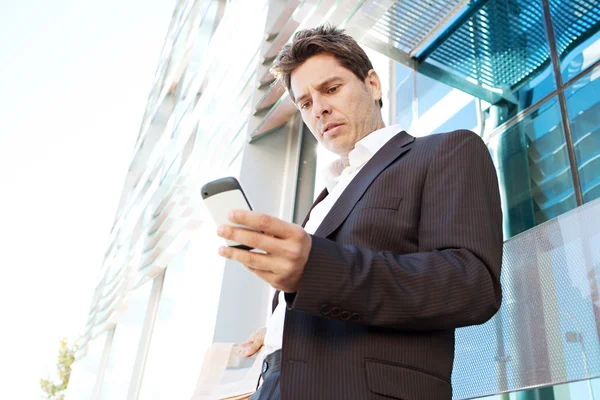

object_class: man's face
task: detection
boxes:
[290,53,383,159]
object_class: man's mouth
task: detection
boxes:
[323,123,343,135]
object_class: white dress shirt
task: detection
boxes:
[260,124,403,356]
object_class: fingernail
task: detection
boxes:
[217,226,225,236]
[218,246,226,256]
[228,210,236,220]
[240,342,250,348]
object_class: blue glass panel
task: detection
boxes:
[395,62,411,88]
[564,64,600,203]
[416,73,454,118]
[434,99,478,134]
[486,97,577,239]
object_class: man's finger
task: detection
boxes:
[217,225,281,254]
[245,340,263,357]
[228,209,299,239]
[218,246,276,272]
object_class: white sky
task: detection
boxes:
[0,0,175,396]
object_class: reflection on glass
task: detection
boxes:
[548,0,600,83]
[564,64,600,203]
[487,97,577,239]
[98,281,153,400]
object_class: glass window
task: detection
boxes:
[416,73,480,136]
[98,280,153,399]
[548,0,600,84]
[416,73,454,119]
[395,64,414,130]
[487,97,577,239]
[593,377,600,397]
[395,63,489,137]
[64,332,109,399]
[138,230,227,399]
[564,64,600,203]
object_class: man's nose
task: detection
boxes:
[311,97,331,118]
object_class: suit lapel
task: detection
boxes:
[301,187,329,227]
[313,131,415,239]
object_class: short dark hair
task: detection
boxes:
[270,25,383,109]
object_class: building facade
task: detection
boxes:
[66,0,600,399]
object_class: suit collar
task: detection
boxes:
[322,124,404,193]
[313,131,414,238]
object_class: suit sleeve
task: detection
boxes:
[285,130,503,331]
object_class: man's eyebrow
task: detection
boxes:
[294,76,344,105]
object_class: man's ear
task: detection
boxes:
[365,69,382,103]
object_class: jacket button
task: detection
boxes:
[262,361,269,374]
[351,313,361,322]
[320,304,331,315]
[330,307,341,317]
[341,311,351,320]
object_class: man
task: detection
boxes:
[217,25,503,400]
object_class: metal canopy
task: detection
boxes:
[550,0,600,58]
[424,0,552,90]
[371,0,471,56]
[251,0,599,138]
[363,0,600,101]
[361,0,521,103]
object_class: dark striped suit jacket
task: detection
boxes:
[273,129,503,399]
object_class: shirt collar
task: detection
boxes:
[322,124,403,192]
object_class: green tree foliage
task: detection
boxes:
[40,338,79,400]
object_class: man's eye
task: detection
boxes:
[300,102,311,110]
[328,86,338,94]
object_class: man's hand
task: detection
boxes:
[217,209,312,292]
[235,327,266,358]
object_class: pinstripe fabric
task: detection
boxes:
[275,130,503,400]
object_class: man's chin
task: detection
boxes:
[323,143,349,157]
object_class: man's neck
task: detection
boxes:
[340,122,386,167]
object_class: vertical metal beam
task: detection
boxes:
[412,59,419,121]
[127,273,166,400]
[92,329,116,400]
[540,0,584,207]
[293,122,318,225]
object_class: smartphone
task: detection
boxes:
[201,177,255,250]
